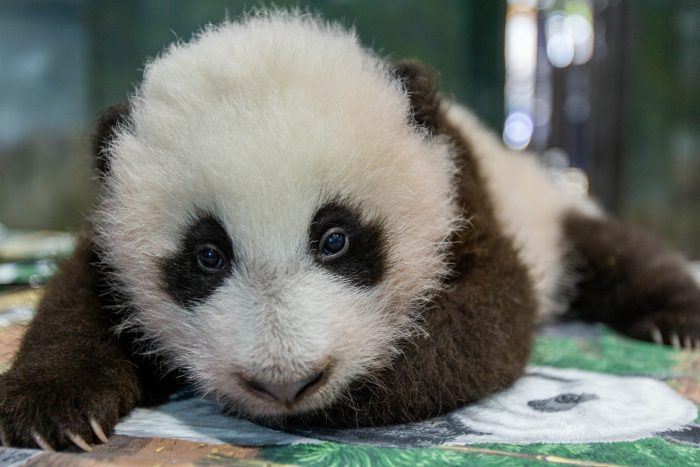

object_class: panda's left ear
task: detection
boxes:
[92,103,131,180]
[392,59,443,135]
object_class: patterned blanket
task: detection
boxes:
[1,232,699,466]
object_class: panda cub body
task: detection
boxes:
[2,12,699,451]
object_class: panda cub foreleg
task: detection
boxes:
[564,211,700,348]
[0,237,131,450]
[0,236,176,451]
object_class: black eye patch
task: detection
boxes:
[309,201,386,288]
[161,212,234,309]
[527,393,598,413]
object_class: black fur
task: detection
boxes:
[161,212,235,309]
[309,201,387,288]
[0,236,179,451]
[92,103,130,178]
[393,60,443,134]
[564,211,700,346]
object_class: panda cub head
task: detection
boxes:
[94,12,461,421]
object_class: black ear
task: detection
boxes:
[92,103,131,178]
[392,59,442,134]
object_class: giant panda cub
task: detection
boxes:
[2,11,699,451]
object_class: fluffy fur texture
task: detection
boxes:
[443,106,601,318]
[0,236,178,449]
[95,13,461,422]
[1,11,699,451]
[564,213,700,345]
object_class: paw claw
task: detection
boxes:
[65,431,92,452]
[670,333,681,350]
[31,430,54,452]
[89,417,109,444]
[650,326,663,345]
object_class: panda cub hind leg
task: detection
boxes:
[564,211,700,348]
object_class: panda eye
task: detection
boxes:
[320,228,349,259]
[196,244,226,272]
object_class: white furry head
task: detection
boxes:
[94,11,460,420]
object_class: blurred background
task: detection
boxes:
[0,0,698,257]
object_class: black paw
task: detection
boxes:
[0,371,135,451]
[626,308,700,350]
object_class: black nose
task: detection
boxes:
[246,371,325,404]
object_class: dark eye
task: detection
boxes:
[196,244,226,272]
[320,228,349,259]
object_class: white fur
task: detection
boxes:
[94,12,460,418]
[443,104,602,319]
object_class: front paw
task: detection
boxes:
[626,308,700,350]
[0,372,135,451]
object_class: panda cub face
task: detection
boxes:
[95,14,460,420]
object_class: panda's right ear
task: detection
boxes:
[92,103,130,180]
